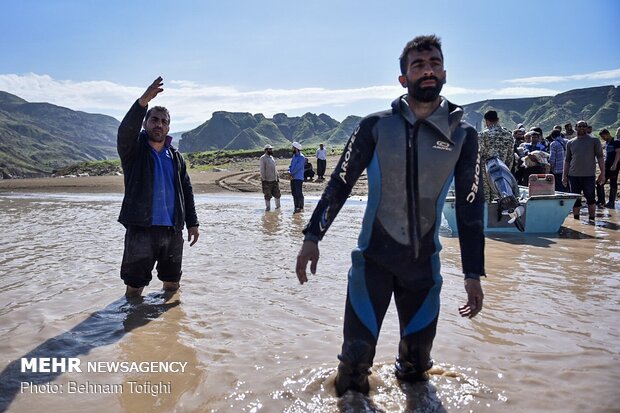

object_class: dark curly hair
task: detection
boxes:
[399,34,443,75]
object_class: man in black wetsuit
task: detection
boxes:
[295,35,485,396]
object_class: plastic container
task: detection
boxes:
[528,174,555,196]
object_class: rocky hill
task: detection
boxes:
[179,111,363,152]
[0,91,119,178]
[462,85,620,133]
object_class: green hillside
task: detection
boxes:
[0,91,119,178]
[462,85,620,133]
[179,111,359,152]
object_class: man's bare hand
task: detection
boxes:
[187,226,199,246]
[295,240,319,284]
[459,278,484,318]
[138,77,164,107]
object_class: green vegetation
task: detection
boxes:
[49,146,343,175]
[53,159,122,176]
[187,146,341,170]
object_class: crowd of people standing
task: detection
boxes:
[257,119,619,217]
[509,121,618,218]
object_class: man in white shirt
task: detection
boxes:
[316,143,327,180]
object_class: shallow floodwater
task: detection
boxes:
[0,192,618,413]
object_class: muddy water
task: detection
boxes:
[0,193,618,413]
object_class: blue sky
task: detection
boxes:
[1,0,619,132]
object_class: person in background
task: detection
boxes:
[304,158,315,181]
[295,34,485,396]
[259,144,281,211]
[316,143,327,180]
[117,77,200,298]
[512,128,526,181]
[478,110,514,200]
[529,127,547,150]
[564,123,575,140]
[548,129,568,192]
[288,141,306,213]
[562,121,605,221]
[546,125,562,147]
[519,130,549,185]
[595,128,620,209]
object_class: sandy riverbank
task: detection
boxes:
[0,156,358,195]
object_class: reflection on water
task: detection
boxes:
[0,292,181,412]
[0,193,619,412]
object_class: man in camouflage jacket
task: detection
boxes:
[478,110,515,201]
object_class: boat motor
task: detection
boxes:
[485,157,525,232]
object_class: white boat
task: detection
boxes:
[442,187,581,234]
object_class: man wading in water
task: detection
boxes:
[295,35,485,396]
[117,77,200,298]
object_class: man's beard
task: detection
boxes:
[148,129,166,142]
[408,76,444,102]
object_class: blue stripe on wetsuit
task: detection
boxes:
[402,172,452,336]
[348,152,381,338]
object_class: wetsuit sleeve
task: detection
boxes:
[453,126,485,276]
[303,117,377,241]
[117,100,147,164]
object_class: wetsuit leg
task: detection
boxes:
[335,257,394,396]
[393,259,442,382]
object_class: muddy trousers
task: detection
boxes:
[335,255,441,396]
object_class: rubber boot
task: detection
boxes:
[265,199,271,212]
[395,336,433,383]
[334,340,374,396]
[275,197,281,209]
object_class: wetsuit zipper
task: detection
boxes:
[407,123,421,261]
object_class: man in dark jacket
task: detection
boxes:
[295,35,485,396]
[117,77,200,298]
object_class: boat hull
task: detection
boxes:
[443,189,581,234]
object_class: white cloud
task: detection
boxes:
[0,73,606,132]
[503,68,620,85]
[0,73,403,130]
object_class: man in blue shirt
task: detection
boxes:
[288,141,306,213]
[117,77,200,298]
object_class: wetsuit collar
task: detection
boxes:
[394,95,460,144]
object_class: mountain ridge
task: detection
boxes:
[1,85,619,178]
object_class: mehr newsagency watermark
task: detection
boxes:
[20,357,188,396]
